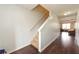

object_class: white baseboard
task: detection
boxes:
[39,33,60,52]
[8,42,31,54]
[8,33,60,53]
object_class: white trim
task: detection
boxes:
[8,42,31,54]
[40,33,60,52]
[38,17,49,31]
[38,31,41,52]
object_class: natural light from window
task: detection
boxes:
[62,23,70,30]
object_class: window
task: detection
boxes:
[62,23,70,30]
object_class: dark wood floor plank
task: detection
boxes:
[10,45,39,54]
[42,31,79,54]
[10,31,79,54]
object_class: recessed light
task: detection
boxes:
[64,11,71,16]
[64,13,67,16]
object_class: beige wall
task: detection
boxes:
[0,5,47,53]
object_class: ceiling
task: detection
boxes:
[18,4,37,10]
[20,4,79,17]
[44,4,79,17]
[19,4,79,23]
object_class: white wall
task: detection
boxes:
[0,5,44,53]
[39,13,60,52]
[75,10,79,46]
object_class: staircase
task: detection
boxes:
[31,4,49,49]
[31,32,39,49]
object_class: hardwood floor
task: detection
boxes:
[10,45,39,54]
[11,31,79,54]
[42,31,79,54]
